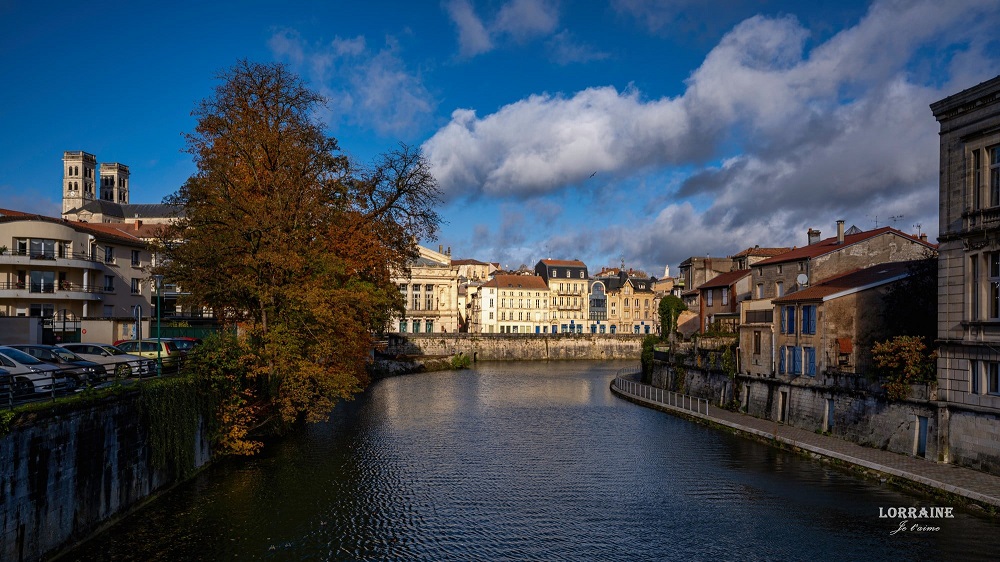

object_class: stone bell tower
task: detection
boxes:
[100,162,130,204]
[62,151,97,216]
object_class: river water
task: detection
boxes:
[64,361,1000,561]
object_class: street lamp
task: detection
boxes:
[153,274,163,376]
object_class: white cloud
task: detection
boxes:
[443,0,493,57]
[444,0,562,58]
[547,31,611,65]
[494,0,559,41]
[426,0,1000,270]
[268,29,435,137]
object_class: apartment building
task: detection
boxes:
[534,259,589,333]
[0,210,154,341]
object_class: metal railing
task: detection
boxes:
[0,356,187,410]
[612,375,709,416]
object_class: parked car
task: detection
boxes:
[0,346,76,395]
[58,343,156,378]
[9,344,108,385]
[115,340,185,373]
[166,337,201,353]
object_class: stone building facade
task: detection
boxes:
[932,74,1000,473]
[477,274,550,334]
[392,245,460,334]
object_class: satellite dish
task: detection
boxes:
[796,273,809,286]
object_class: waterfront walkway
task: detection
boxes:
[611,376,1000,510]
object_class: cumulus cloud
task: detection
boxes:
[268,28,434,136]
[444,0,568,59]
[425,0,1000,270]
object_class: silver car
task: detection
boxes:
[0,346,76,395]
[58,343,156,378]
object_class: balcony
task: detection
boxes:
[0,248,122,270]
[961,206,1000,236]
[0,281,106,300]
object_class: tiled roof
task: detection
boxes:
[753,227,933,266]
[538,259,586,267]
[697,269,751,290]
[730,247,792,258]
[452,258,489,266]
[772,261,914,303]
[0,211,146,245]
[485,275,549,290]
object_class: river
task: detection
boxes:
[63,360,1000,561]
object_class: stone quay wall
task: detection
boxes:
[387,333,644,361]
[650,360,941,461]
[0,394,212,562]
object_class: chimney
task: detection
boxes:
[133,220,142,231]
[807,228,821,245]
[919,233,928,243]
[439,244,443,253]
[447,246,451,256]
[837,220,845,244]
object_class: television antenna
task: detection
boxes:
[913,223,922,236]
[890,214,904,225]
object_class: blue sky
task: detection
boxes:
[2,0,999,276]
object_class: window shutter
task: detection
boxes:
[806,347,816,376]
[779,346,786,374]
[780,307,787,333]
[809,307,817,334]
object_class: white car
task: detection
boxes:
[0,346,76,396]
[58,343,156,378]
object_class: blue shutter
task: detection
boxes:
[801,306,809,334]
[779,346,786,374]
[806,347,816,376]
[809,306,817,334]
[791,346,802,374]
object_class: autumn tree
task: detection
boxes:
[162,61,440,451]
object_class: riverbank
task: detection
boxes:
[610,375,1000,514]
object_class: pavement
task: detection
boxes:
[611,378,1000,510]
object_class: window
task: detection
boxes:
[775,281,784,297]
[779,346,785,374]
[973,149,983,209]
[30,271,55,293]
[103,305,114,317]
[104,246,115,264]
[706,290,713,306]
[131,250,141,267]
[971,360,980,395]
[971,256,980,321]
[425,320,434,333]
[990,252,1000,319]
[777,265,783,274]
[805,347,816,376]
[104,275,115,292]
[399,321,407,333]
[721,290,728,306]
[29,304,54,317]
[801,305,817,334]
[412,285,421,311]
[489,312,494,319]
[131,278,141,294]
[790,346,802,375]
[29,239,56,259]
[989,362,1000,396]
[753,330,761,355]
[991,146,1000,207]
[781,306,795,334]
[412,320,421,333]
[756,284,764,299]
[425,285,434,310]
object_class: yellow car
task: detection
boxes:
[115,340,185,374]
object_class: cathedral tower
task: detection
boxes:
[100,162,130,204]
[62,151,97,215]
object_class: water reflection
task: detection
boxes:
[65,361,999,561]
